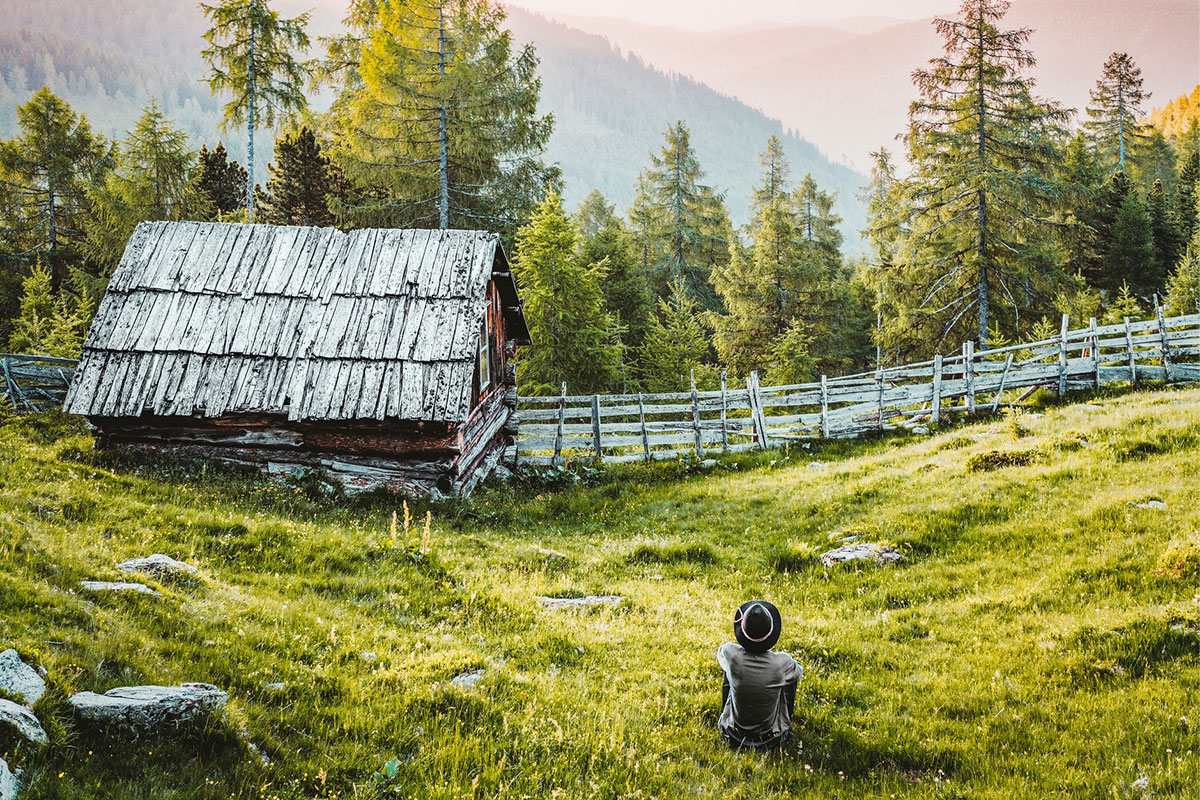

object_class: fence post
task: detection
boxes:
[1089,317,1100,389]
[719,371,729,453]
[591,394,603,462]
[1154,294,1173,380]
[990,352,1014,414]
[1124,316,1137,385]
[552,381,567,467]
[876,367,885,430]
[637,393,650,462]
[1057,313,1070,396]
[820,374,830,437]
[963,341,975,415]
[690,369,705,459]
[747,371,768,450]
[931,354,943,424]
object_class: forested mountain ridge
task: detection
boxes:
[0,0,867,242]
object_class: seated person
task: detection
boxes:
[716,600,802,750]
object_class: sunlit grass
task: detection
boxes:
[0,384,1196,798]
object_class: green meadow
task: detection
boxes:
[1,385,1197,799]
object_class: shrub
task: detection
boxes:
[1155,536,1200,579]
[966,448,1044,471]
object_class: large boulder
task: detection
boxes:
[0,698,47,746]
[0,757,19,800]
[68,684,227,731]
[0,650,45,706]
[115,555,199,582]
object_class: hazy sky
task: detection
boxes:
[508,0,955,29]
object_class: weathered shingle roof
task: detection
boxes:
[64,221,524,423]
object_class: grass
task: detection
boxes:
[0,384,1197,799]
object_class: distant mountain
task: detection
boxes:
[545,0,1200,168]
[0,0,869,249]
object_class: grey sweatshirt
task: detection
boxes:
[717,642,802,747]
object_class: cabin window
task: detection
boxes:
[478,308,491,393]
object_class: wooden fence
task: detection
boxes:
[0,353,78,414]
[513,307,1200,466]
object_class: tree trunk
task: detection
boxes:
[246,0,256,219]
[438,5,449,230]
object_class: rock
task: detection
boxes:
[1132,776,1149,790]
[1129,500,1167,510]
[535,595,621,610]
[360,651,378,663]
[0,757,19,800]
[0,698,48,745]
[451,669,485,688]
[0,649,45,706]
[264,682,286,692]
[699,459,718,469]
[807,461,827,471]
[78,581,162,598]
[912,426,930,436]
[819,543,904,568]
[68,683,227,731]
[115,554,199,582]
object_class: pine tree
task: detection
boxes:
[1084,52,1149,173]
[633,121,729,308]
[573,191,653,386]
[256,127,342,227]
[329,0,555,235]
[638,278,717,393]
[512,192,620,395]
[201,0,311,218]
[195,142,247,218]
[0,88,109,272]
[84,102,197,271]
[880,0,1068,353]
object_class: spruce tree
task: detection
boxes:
[573,191,653,385]
[638,278,717,393]
[1055,132,1103,283]
[512,192,620,395]
[633,121,729,308]
[201,0,311,218]
[1176,150,1199,245]
[1103,281,1142,324]
[1147,179,1183,288]
[881,0,1068,352]
[1084,52,1149,173]
[0,89,109,272]
[84,102,197,271]
[329,0,555,235]
[7,260,53,354]
[1101,191,1155,296]
[257,127,342,227]
[1164,244,1199,316]
[195,142,247,219]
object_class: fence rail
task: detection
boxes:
[0,353,77,413]
[514,307,1200,466]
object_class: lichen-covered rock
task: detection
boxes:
[115,554,199,582]
[535,595,621,610]
[0,698,47,745]
[68,683,227,731]
[819,543,904,568]
[0,757,20,800]
[78,581,162,598]
[0,650,45,706]
[451,669,485,688]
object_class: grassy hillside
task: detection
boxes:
[1,385,1197,799]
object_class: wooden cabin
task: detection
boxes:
[63,220,530,496]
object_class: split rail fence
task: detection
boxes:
[1,353,77,413]
[513,307,1200,466]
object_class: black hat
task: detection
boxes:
[734,600,782,653]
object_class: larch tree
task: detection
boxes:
[512,192,621,395]
[634,121,729,308]
[0,89,109,272]
[1084,52,1149,173]
[84,102,197,272]
[256,127,342,227]
[328,0,555,235]
[201,0,311,218]
[194,142,248,219]
[881,0,1068,352]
